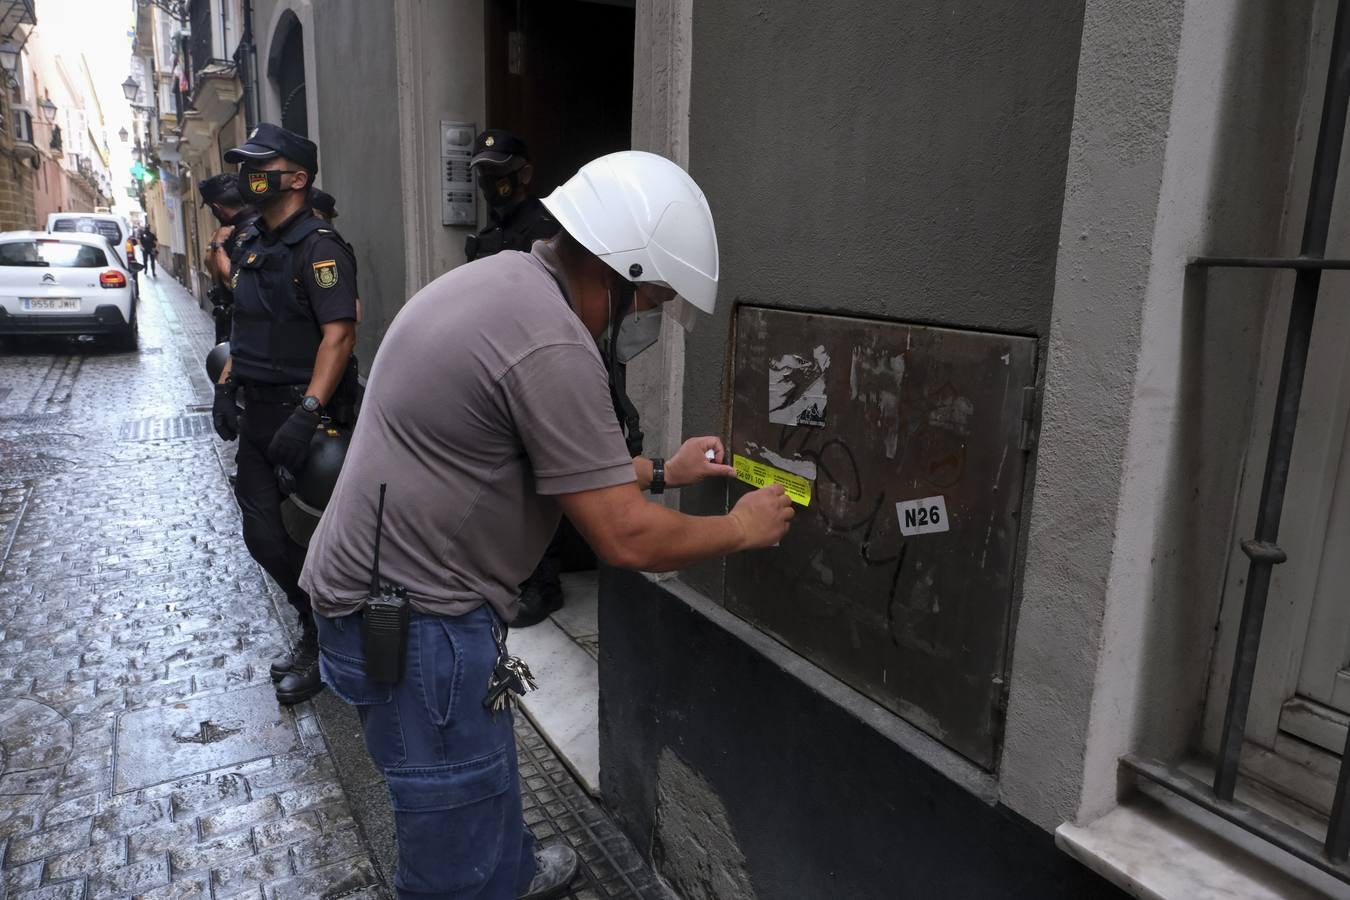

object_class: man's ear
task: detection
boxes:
[518,162,534,187]
[293,169,311,192]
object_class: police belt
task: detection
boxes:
[238,382,308,404]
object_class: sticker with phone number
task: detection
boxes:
[732,454,812,507]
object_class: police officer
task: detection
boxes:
[198,173,259,343]
[466,130,574,627]
[464,129,559,262]
[213,123,360,705]
[310,187,338,222]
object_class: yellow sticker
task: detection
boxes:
[732,454,812,507]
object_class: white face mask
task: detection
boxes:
[615,305,664,363]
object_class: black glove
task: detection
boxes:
[212,383,239,441]
[267,405,321,474]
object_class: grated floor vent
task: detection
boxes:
[118,414,213,442]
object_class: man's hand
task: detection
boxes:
[729,484,794,550]
[665,436,737,488]
[267,406,320,473]
[206,225,235,279]
[212,383,239,441]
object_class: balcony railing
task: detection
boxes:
[1124,0,1350,885]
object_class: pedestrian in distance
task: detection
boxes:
[300,150,794,899]
[213,122,361,706]
[138,225,158,277]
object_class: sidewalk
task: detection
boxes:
[0,275,670,899]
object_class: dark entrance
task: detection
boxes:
[484,0,635,195]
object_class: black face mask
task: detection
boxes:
[239,167,302,205]
[478,171,521,210]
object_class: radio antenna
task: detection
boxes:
[369,483,387,596]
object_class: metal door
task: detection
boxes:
[725,306,1037,768]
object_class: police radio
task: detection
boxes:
[362,483,410,685]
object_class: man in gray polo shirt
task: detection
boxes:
[300,151,792,899]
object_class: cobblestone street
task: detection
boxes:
[0,277,669,900]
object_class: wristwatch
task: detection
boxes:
[207,241,222,251]
[650,457,666,495]
[300,395,324,415]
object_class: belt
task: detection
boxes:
[239,382,307,404]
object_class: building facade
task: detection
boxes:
[137,2,1350,896]
[0,1,113,234]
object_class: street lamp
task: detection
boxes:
[38,96,56,125]
[118,127,128,142]
[121,76,139,103]
[0,43,19,77]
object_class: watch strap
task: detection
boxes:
[650,457,665,495]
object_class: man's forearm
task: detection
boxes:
[305,332,355,405]
[632,455,653,491]
[560,483,745,573]
[610,501,745,572]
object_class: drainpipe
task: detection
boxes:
[239,0,258,130]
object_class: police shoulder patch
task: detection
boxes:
[312,259,338,289]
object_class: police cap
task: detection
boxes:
[310,188,338,219]
[470,129,529,171]
[225,122,319,175]
[198,173,240,206]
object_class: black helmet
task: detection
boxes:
[279,424,350,546]
[205,341,230,384]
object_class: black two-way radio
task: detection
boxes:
[362,483,410,685]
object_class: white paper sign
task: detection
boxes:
[896,495,950,536]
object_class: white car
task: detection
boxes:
[46,211,133,246]
[0,231,139,350]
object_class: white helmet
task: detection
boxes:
[540,151,719,317]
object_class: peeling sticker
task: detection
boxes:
[896,495,950,536]
[769,345,829,427]
[744,441,818,480]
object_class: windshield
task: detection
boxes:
[0,240,109,268]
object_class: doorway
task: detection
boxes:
[484,0,635,196]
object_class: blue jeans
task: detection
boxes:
[316,606,536,899]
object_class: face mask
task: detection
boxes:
[240,167,302,204]
[615,306,664,363]
[479,171,520,210]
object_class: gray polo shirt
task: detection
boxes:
[300,243,635,621]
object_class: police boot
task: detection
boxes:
[268,651,295,683]
[513,564,564,629]
[275,627,323,705]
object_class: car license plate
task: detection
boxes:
[21,297,80,312]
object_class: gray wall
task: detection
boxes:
[1003,0,1321,827]
[678,0,1086,608]
[311,1,405,364]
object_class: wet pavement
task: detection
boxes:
[0,276,671,899]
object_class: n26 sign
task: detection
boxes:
[896,495,950,537]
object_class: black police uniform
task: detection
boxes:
[464,196,559,261]
[229,208,358,633]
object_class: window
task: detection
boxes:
[49,217,123,243]
[0,240,108,268]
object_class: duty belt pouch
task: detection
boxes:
[360,483,410,685]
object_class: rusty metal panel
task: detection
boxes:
[725,306,1037,769]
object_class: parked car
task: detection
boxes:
[0,231,139,350]
[46,212,133,246]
